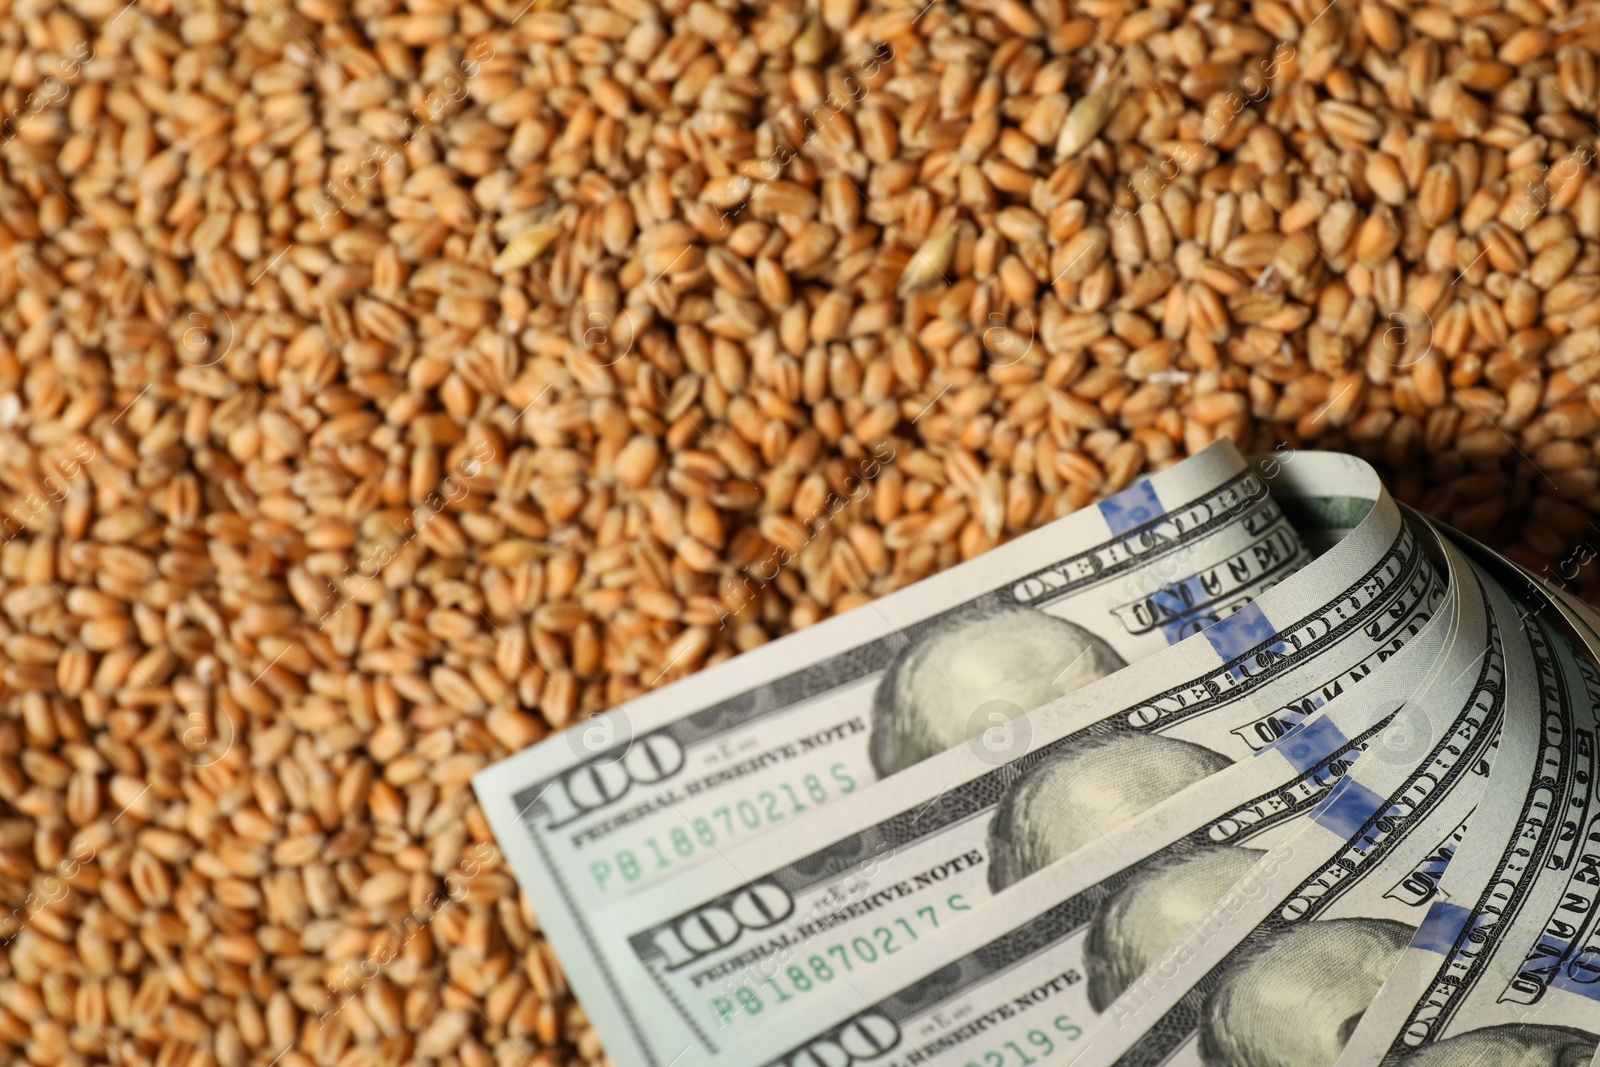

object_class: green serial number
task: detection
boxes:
[711,895,970,1027]
[963,1017,1085,1067]
[590,763,857,891]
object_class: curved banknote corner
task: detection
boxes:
[473,448,1600,1067]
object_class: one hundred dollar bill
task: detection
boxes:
[700,511,1486,1067]
[1067,531,1512,1067]
[585,456,1445,1064]
[474,441,1307,1067]
[1336,542,1600,1065]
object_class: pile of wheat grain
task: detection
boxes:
[1,0,1599,1064]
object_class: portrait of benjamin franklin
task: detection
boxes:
[868,602,1127,777]
[986,731,1234,892]
[1381,1025,1598,1067]
[1075,843,1596,1067]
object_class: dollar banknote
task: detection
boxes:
[579,456,1448,1064]
[1059,531,1518,1067]
[476,447,1600,1067]
[474,441,1308,1067]
[702,514,1486,1067]
[1335,540,1600,1066]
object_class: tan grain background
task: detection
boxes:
[1,0,1597,1065]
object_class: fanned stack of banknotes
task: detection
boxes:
[474,443,1600,1067]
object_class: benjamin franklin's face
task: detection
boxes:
[987,732,1233,893]
[868,604,1127,777]
[1198,918,1413,1067]
[1382,1025,1598,1067]
[1083,845,1263,1012]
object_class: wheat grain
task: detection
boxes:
[5,0,1600,1064]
